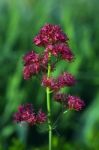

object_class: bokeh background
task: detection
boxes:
[0,0,99,149]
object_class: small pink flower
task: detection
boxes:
[46,43,74,61]
[57,72,76,87]
[23,51,39,65]
[34,35,42,46]
[67,95,85,111]
[41,76,60,91]
[23,63,40,80]
[40,52,49,66]
[14,104,37,125]
[41,75,54,87]
[36,110,47,124]
[54,92,67,104]
[23,51,40,80]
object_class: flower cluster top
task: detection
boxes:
[14,24,85,125]
[23,24,74,80]
[34,24,68,46]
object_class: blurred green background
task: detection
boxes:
[0,0,99,149]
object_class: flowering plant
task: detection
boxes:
[14,24,85,150]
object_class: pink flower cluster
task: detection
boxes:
[14,104,46,125]
[23,24,75,80]
[54,93,85,111]
[23,51,40,80]
[34,24,74,62]
[34,24,67,46]
[67,95,85,111]
[23,51,50,79]
[45,43,73,61]
[42,72,76,91]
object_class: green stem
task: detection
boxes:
[46,62,52,150]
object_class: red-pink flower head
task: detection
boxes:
[14,104,37,125]
[14,104,47,125]
[23,51,40,80]
[54,92,67,104]
[42,72,76,92]
[23,51,39,65]
[41,75,53,87]
[55,43,74,61]
[67,95,85,111]
[34,24,68,46]
[57,72,76,87]
[46,43,74,61]
[40,52,49,66]
[54,93,85,111]
[23,63,40,80]
[36,109,47,124]
[41,76,60,91]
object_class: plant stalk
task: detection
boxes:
[46,62,52,150]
